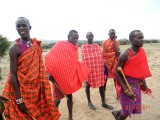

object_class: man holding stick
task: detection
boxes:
[45,30,91,120]
[113,30,152,120]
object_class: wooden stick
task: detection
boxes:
[53,81,68,100]
[26,110,36,120]
[2,112,6,120]
[117,67,136,101]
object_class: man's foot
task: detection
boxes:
[116,94,119,100]
[111,110,121,120]
[102,103,113,110]
[68,116,73,120]
[88,102,96,110]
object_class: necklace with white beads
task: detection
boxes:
[20,39,32,47]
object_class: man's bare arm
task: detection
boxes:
[9,44,21,99]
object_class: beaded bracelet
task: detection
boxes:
[16,98,23,104]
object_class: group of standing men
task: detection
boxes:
[1,17,152,120]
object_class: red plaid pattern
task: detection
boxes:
[102,39,120,78]
[45,41,91,94]
[52,84,65,100]
[81,44,105,88]
[3,38,60,120]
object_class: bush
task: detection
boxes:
[0,35,10,57]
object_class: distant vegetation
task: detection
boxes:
[41,39,160,49]
[0,35,11,80]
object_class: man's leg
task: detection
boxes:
[114,79,119,100]
[99,86,113,110]
[54,100,61,108]
[67,94,73,120]
[85,83,95,110]
[111,110,128,120]
[104,78,107,93]
[111,110,121,120]
[117,112,128,120]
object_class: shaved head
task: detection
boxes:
[86,32,93,37]
[108,29,115,35]
[129,30,142,41]
[16,17,30,26]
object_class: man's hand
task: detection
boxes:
[113,36,117,41]
[116,51,121,57]
[18,102,27,113]
[0,95,9,102]
[126,91,136,100]
[140,80,148,91]
[49,75,55,83]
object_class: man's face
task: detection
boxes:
[16,18,31,38]
[132,32,144,47]
[68,32,79,45]
[86,33,94,43]
[109,31,116,40]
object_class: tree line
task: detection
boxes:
[42,39,160,49]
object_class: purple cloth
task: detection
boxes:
[17,40,30,55]
[104,64,108,77]
[120,77,141,117]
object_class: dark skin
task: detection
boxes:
[113,31,148,120]
[0,95,9,102]
[9,17,31,113]
[68,31,79,45]
[108,29,120,57]
[107,29,120,99]
[49,31,79,120]
[85,32,113,110]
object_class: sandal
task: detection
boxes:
[102,103,113,110]
[88,102,96,110]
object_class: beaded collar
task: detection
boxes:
[20,39,32,47]
[129,48,136,56]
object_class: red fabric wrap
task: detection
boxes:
[123,48,152,80]
[3,38,60,120]
[81,44,105,88]
[102,38,120,78]
[45,41,91,94]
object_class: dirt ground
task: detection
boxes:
[0,43,160,120]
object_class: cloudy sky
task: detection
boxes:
[0,0,160,41]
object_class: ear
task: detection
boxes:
[29,26,32,30]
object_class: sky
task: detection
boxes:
[0,0,160,41]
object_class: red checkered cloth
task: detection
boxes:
[45,41,91,95]
[3,38,60,120]
[81,44,105,88]
[52,84,65,100]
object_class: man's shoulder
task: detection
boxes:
[102,39,110,45]
[52,41,70,49]
[81,44,88,47]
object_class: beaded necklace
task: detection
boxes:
[20,39,32,47]
[129,48,136,56]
